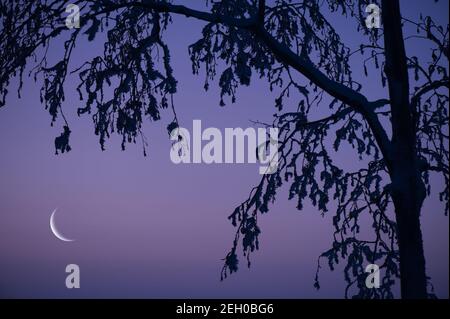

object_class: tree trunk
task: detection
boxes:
[381,0,428,298]
[391,163,428,299]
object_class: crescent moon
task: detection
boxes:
[50,208,74,242]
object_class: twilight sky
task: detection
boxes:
[0,0,448,298]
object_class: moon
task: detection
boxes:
[50,208,75,242]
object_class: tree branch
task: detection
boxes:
[110,1,392,162]
[93,1,256,28]
[411,78,449,107]
[5,0,393,163]
[257,0,266,24]
[253,26,392,160]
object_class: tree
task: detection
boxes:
[0,0,448,299]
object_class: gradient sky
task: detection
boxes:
[0,0,448,298]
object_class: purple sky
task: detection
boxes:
[0,0,448,298]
